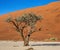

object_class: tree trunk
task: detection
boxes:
[24,35,30,46]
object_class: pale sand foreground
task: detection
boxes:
[0,41,60,50]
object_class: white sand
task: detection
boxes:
[0,41,60,50]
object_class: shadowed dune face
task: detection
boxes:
[0,2,60,41]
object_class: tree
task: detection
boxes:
[6,13,42,46]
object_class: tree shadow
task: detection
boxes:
[31,43,60,46]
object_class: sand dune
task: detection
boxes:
[0,2,60,41]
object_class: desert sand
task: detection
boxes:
[0,2,60,41]
[0,41,60,50]
[0,46,60,50]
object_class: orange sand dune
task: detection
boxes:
[0,2,60,41]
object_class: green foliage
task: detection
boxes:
[6,13,42,32]
[15,13,42,27]
[6,17,12,22]
[49,37,57,41]
[15,16,25,22]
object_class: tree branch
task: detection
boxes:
[11,21,19,30]
[27,27,41,37]
[11,20,25,40]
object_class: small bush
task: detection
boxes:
[49,37,57,41]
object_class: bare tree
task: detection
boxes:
[6,13,42,46]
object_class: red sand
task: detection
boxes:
[0,2,60,41]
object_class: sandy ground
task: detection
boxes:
[0,41,60,50]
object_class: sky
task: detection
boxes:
[0,0,59,15]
